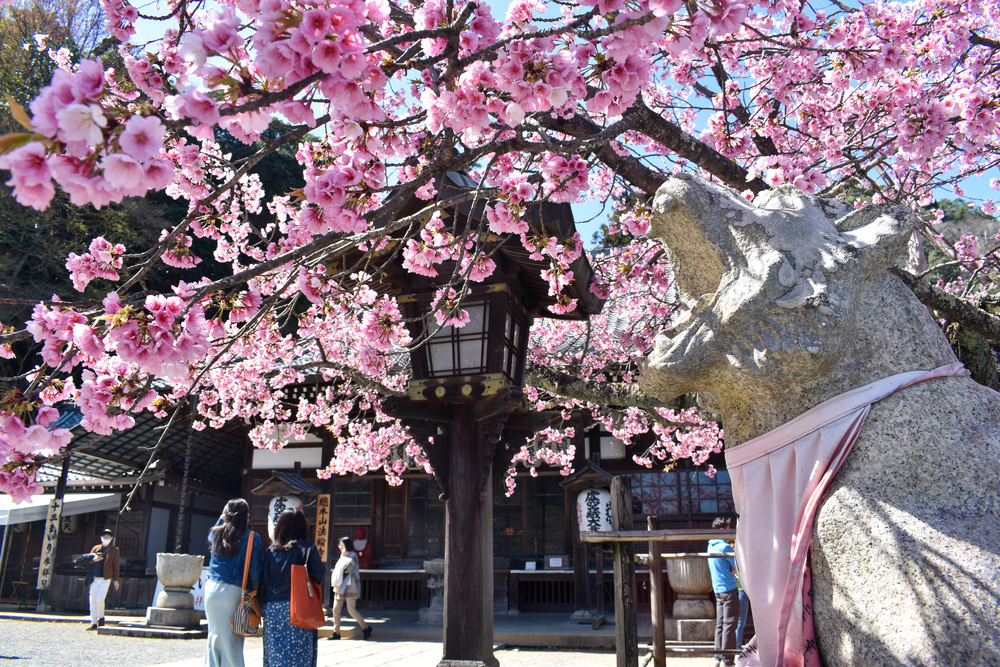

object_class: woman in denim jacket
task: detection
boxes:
[260,509,326,667]
[205,498,262,667]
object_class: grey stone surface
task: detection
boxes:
[145,607,204,629]
[671,598,714,620]
[154,588,195,609]
[663,618,715,643]
[639,174,1000,665]
[419,558,445,624]
[665,557,714,619]
[154,553,203,589]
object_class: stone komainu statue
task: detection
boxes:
[640,174,1000,666]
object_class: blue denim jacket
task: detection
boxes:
[260,539,326,605]
[207,526,262,591]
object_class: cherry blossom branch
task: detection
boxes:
[536,113,667,195]
[526,364,670,412]
[970,33,1000,50]
[120,117,329,293]
[284,357,405,399]
[890,267,1000,342]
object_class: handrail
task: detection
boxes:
[580,528,736,542]
[636,552,735,563]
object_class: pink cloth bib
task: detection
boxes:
[727,362,969,667]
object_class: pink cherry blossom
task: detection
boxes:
[0,0,996,503]
[119,115,166,162]
[55,103,107,155]
[0,142,55,210]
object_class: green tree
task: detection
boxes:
[0,0,102,130]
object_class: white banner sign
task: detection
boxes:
[152,567,211,611]
[36,499,63,590]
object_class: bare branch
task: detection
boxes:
[527,364,670,411]
[890,267,1000,341]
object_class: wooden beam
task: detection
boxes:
[471,387,517,421]
[648,516,665,667]
[637,552,740,563]
[580,528,736,543]
[611,476,638,667]
[381,396,455,423]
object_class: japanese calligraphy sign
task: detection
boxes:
[59,514,77,534]
[315,494,330,563]
[576,488,613,533]
[37,499,63,590]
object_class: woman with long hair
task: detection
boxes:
[329,536,371,640]
[205,498,262,667]
[260,509,326,667]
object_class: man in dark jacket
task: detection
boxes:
[83,528,120,630]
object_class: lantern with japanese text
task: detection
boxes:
[577,488,613,533]
[267,495,303,540]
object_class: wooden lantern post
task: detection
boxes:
[370,174,603,666]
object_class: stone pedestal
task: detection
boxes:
[146,553,204,630]
[418,558,445,624]
[663,617,716,642]
[146,606,204,629]
[665,557,714,619]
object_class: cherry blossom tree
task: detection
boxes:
[0,0,998,502]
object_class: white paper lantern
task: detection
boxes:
[576,488,612,533]
[267,495,303,540]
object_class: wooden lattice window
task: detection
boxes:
[628,468,734,518]
[331,476,372,523]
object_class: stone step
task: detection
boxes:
[100,620,207,639]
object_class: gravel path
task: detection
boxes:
[0,618,714,667]
[0,619,215,666]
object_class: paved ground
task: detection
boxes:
[0,617,718,667]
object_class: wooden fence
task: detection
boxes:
[578,477,740,667]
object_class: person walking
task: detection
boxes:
[708,517,739,667]
[260,509,326,667]
[83,528,120,630]
[205,498,262,667]
[328,536,371,641]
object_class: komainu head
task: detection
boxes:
[640,174,913,406]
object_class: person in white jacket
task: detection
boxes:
[329,536,372,640]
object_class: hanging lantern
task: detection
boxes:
[267,495,303,540]
[576,487,613,533]
[60,514,77,534]
[399,284,530,401]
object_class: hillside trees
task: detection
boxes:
[0,0,997,499]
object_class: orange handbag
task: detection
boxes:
[290,546,326,630]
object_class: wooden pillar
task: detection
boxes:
[174,416,195,552]
[571,538,589,617]
[648,515,665,667]
[441,408,497,667]
[595,546,605,620]
[611,476,638,667]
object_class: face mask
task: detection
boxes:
[101,537,111,546]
